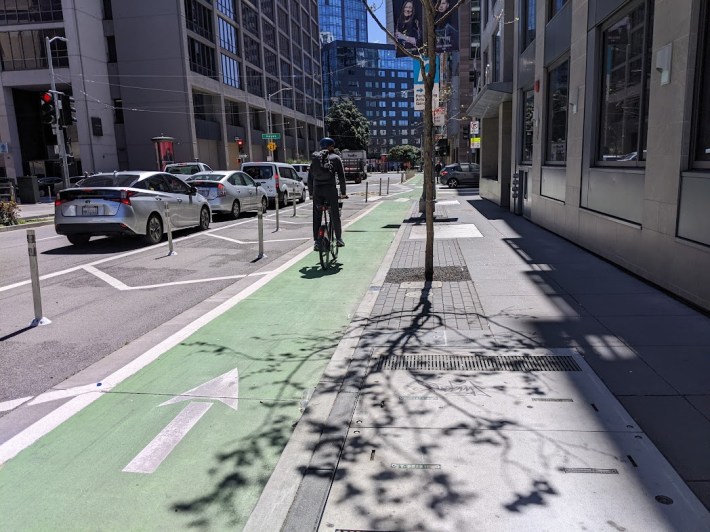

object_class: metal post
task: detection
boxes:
[365,181,368,203]
[292,195,296,217]
[275,190,280,231]
[257,203,265,259]
[387,177,390,195]
[165,202,176,256]
[379,178,382,196]
[26,229,51,327]
[45,36,70,191]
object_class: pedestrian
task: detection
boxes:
[308,137,348,250]
[435,160,442,176]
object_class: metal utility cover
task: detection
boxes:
[409,224,483,239]
[319,428,710,531]
[355,350,638,432]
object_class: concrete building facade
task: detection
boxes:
[0,0,324,178]
[467,0,710,312]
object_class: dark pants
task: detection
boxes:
[312,184,342,241]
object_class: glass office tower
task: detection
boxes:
[319,0,368,43]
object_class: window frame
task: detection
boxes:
[595,0,654,168]
[691,2,710,169]
[522,0,536,52]
[520,88,535,164]
[544,57,569,165]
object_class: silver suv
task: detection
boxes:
[241,162,306,207]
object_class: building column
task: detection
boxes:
[499,100,512,208]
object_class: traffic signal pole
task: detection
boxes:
[45,36,70,190]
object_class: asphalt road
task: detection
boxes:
[0,174,409,405]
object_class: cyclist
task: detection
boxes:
[308,137,347,251]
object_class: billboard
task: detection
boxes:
[389,1,459,56]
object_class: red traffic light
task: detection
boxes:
[41,92,53,103]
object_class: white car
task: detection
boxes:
[291,163,310,182]
[54,171,211,245]
[241,162,306,207]
[187,170,268,218]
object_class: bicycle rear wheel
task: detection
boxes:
[319,210,331,270]
[329,222,338,264]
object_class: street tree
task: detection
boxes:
[324,98,370,151]
[388,144,421,166]
[363,0,464,281]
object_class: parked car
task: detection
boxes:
[241,162,306,207]
[164,161,212,176]
[54,171,211,246]
[438,163,480,188]
[291,164,310,182]
[187,170,268,218]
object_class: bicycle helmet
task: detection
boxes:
[320,137,335,149]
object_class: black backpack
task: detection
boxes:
[310,150,333,182]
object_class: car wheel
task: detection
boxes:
[447,178,459,189]
[67,234,90,246]
[231,200,241,219]
[199,206,210,230]
[143,213,163,245]
[299,189,306,203]
[278,190,286,207]
[260,196,268,213]
[355,176,362,184]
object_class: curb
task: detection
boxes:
[244,199,415,532]
[0,218,54,233]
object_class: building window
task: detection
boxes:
[693,4,710,167]
[522,0,536,50]
[0,28,67,71]
[241,2,259,36]
[246,66,263,97]
[114,99,124,124]
[107,36,117,63]
[598,1,653,164]
[185,0,213,41]
[549,0,567,19]
[244,35,261,67]
[225,100,241,126]
[219,18,238,54]
[493,30,501,81]
[188,37,216,78]
[262,0,274,19]
[221,54,240,88]
[546,59,568,164]
[521,89,534,163]
[103,0,113,21]
[0,0,63,25]
[216,0,235,19]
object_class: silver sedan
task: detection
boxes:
[188,170,268,218]
[54,171,211,245]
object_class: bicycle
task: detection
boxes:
[317,198,344,270]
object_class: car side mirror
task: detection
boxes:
[189,186,197,195]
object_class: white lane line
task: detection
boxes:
[29,384,99,406]
[0,202,382,464]
[0,396,33,413]
[83,264,272,291]
[37,235,63,242]
[123,402,213,474]
[207,234,248,244]
[0,392,102,464]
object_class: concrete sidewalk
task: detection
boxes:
[250,190,710,530]
[0,201,55,232]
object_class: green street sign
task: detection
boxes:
[262,133,281,140]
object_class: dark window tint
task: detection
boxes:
[243,166,274,180]
[546,60,568,163]
[242,173,256,186]
[549,0,567,19]
[522,0,536,50]
[598,1,653,163]
[0,0,63,25]
[693,4,710,165]
[80,174,141,187]
[164,174,190,194]
[143,175,171,193]
[522,89,535,163]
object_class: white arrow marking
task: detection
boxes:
[123,368,238,474]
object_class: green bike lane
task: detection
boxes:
[0,183,420,531]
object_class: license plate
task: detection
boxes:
[82,206,99,216]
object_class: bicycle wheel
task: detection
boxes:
[319,211,331,270]
[329,221,338,264]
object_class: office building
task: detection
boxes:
[0,0,324,179]
[318,0,368,43]
[466,0,710,311]
[321,40,420,161]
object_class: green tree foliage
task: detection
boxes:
[388,145,421,165]
[324,99,370,151]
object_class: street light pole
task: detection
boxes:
[267,87,292,162]
[45,36,70,190]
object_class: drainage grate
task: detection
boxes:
[375,354,581,372]
[561,468,619,475]
[385,266,471,283]
[531,398,574,402]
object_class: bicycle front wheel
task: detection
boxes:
[319,228,331,270]
[329,222,338,263]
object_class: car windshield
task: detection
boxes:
[79,174,140,187]
[243,166,273,180]
[190,173,225,181]
[166,165,199,175]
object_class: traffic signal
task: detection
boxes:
[40,92,56,125]
[59,93,76,127]
[235,137,244,151]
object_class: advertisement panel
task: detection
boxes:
[434,0,459,53]
[390,1,459,56]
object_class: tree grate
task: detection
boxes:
[374,354,581,372]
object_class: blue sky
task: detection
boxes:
[366,1,387,43]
